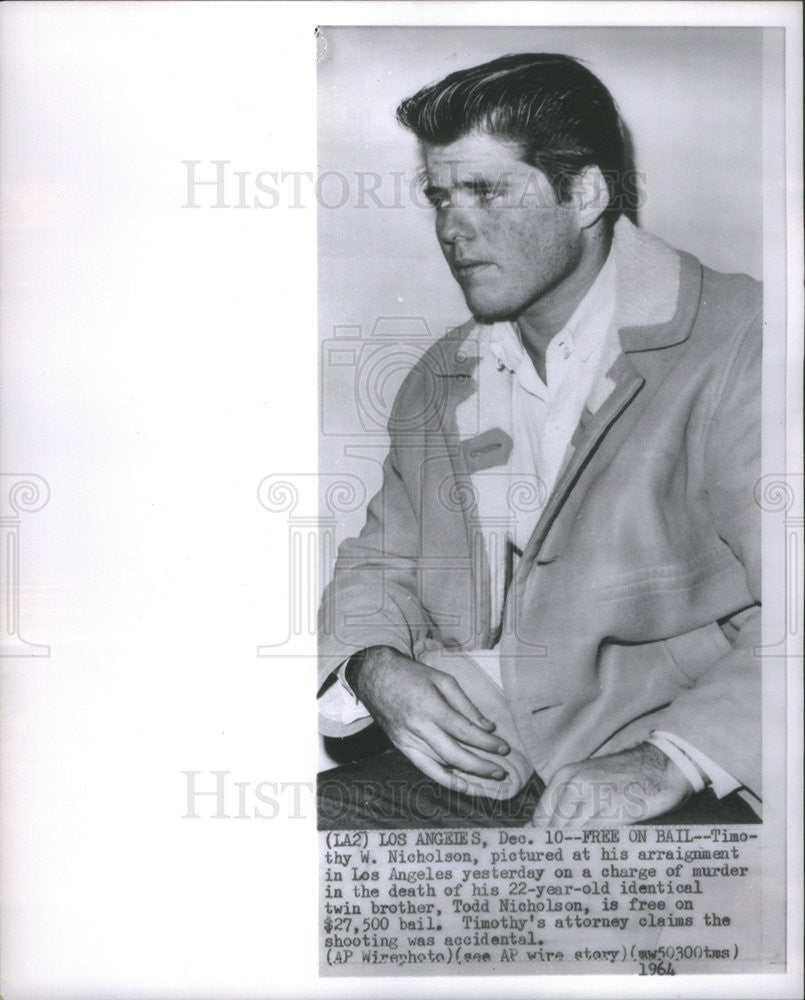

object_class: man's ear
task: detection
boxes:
[571,165,610,228]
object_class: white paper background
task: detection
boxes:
[1,3,801,998]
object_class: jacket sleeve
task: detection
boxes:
[317,434,434,737]
[647,301,762,796]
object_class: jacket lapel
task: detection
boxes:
[517,353,646,567]
[513,229,703,569]
[421,331,494,646]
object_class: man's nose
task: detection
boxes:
[436,205,476,244]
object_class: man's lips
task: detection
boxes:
[453,259,493,275]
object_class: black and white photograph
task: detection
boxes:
[314,19,797,981]
[318,27,765,831]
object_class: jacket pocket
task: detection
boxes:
[661,622,734,684]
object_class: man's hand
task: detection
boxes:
[530,743,693,828]
[349,645,511,793]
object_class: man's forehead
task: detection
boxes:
[421,132,529,182]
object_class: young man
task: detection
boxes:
[317,54,761,829]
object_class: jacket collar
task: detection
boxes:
[612,216,703,351]
[449,218,704,370]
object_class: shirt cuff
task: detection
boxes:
[648,733,705,793]
[650,730,742,798]
[317,659,371,726]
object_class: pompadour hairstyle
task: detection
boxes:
[396,53,630,217]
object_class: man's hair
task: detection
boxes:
[396,53,630,216]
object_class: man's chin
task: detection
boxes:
[462,292,511,323]
[462,289,520,323]
[469,303,515,324]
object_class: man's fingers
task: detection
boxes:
[549,793,588,829]
[433,673,496,731]
[532,756,692,828]
[433,680,511,755]
[445,713,511,755]
[426,727,509,780]
[531,772,586,828]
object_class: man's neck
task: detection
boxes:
[516,227,612,383]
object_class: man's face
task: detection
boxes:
[422,131,584,322]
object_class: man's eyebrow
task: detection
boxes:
[461,176,508,193]
[418,172,510,198]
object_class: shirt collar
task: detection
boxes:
[482,246,617,374]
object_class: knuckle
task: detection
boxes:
[450,716,472,736]
[434,671,457,691]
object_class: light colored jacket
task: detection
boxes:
[318,219,762,798]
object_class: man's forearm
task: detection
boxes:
[344,645,401,702]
